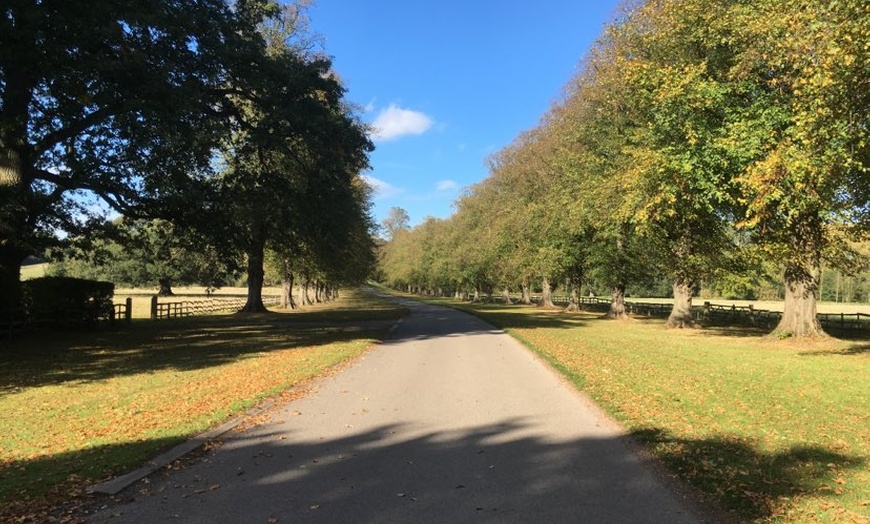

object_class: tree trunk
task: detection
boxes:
[281,272,297,309]
[303,278,314,306]
[520,276,532,305]
[0,145,28,312]
[0,246,24,312]
[157,277,175,296]
[605,284,628,319]
[473,286,480,302]
[240,241,267,313]
[565,273,582,312]
[502,288,511,304]
[295,282,304,306]
[538,277,556,308]
[773,261,825,337]
[666,278,695,328]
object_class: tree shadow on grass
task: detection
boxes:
[451,304,592,332]
[632,427,866,522]
[804,329,870,355]
[0,314,389,391]
[693,325,772,338]
[0,435,184,522]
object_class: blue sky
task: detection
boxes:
[309,1,622,227]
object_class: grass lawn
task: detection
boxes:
[0,288,408,521]
[20,263,47,281]
[423,297,869,524]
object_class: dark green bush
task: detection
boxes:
[22,276,114,328]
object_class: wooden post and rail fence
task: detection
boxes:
[3,292,867,336]
[523,295,870,332]
[1,295,284,336]
[148,295,281,319]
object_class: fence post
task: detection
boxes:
[125,297,132,323]
[150,295,158,320]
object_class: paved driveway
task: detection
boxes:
[89,296,705,523]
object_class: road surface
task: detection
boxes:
[89,295,707,523]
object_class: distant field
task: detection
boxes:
[630,296,869,315]
[113,286,284,319]
[20,263,47,280]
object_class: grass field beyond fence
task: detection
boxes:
[423,297,869,524]
[0,289,408,521]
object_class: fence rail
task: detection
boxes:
[151,295,282,320]
[520,295,869,332]
[1,294,285,337]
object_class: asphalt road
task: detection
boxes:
[89,296,706,523]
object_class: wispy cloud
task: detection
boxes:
[361,174,403,200]
[370,104,433,141]
[435,179,459,193]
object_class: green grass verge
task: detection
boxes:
[405,294,868,524]
[0,288,407,519]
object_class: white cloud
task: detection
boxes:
[361,174,403,200]
[370,104,433,141]
[435,179,459,193]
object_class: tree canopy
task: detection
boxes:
[376,0,869,338]
[1,0,376,314]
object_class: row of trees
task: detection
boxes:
[1,0,377,314]
[379,0,869,337]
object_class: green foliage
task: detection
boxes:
[0,0,275,310]
[1,0,375,316]
[48,218,238,292]
[376,0,869,331]
[208,4,374,310]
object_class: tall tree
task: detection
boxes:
[381,207,411,242]
[728,0,869,336]
[214,5,373,312]
[0,0,266,311]
[600,0,741,327]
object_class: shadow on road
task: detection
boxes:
[71,418,864,523]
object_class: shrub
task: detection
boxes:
[21,276,114,329]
